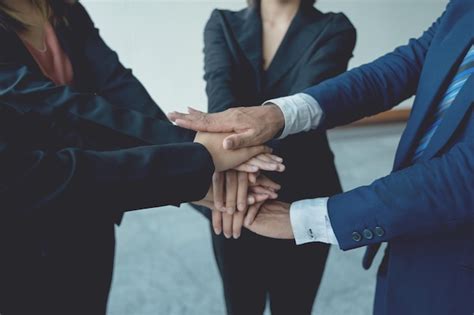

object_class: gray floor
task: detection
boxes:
[107,123,406,315]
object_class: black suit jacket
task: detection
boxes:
[199,5,356,213]
[0,2,212,313]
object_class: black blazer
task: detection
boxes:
[0,2,212,312]
[202,6,356,204]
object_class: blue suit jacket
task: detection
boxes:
[304,0,473,314]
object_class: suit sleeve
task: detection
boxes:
[203,10,242,113]
[0,4,195,149]
[0,140,214,223]
[71,3,172,120]
[303,4,449,129]
[328,140,474,250]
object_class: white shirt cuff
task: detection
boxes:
[289,197,339,245]
[263,93,324,139]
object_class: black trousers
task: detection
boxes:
[211,224,330,315]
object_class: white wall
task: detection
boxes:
[81,0,447,113]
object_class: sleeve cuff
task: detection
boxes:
[289,197,339,245]
[263,93,324,139]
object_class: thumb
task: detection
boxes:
[223,129,256,150]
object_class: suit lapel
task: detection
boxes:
[264,8,324,89]
[229,8,263,93]
[393,12,474,169]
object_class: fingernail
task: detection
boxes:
[248,196,255,204]
[244,218,251,227]
[224,233,231,239]
[214,228,221,235]
[237,203,246,211]
[233,233,241,239]
[250,166,258,172]
[224,139,233,149]
[227,207,235,214]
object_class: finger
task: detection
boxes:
[167,111,188,122]
[265,153,283,163]
[237,172,248,212]
[247,194,256,205]
[223,129,256,150]
[213,172,225,211]
[232,210,245,239]
[250,193,271,203]
[244,201,264,227]
[233,163,259,173]
[255,155,285,172]
[248,172,259,184]
[246,157,279,172]
[187,107,205,115]
[255,175,281,191]
[175,112,227,132]
[212,210,222,235]
[225,171,238,214]
[251,145,272,156]
[255,154,275,163]
[250,186,278,199]
[223,212,233,239]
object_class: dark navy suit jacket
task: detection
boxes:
[193,6,355,221]
[0,2,212,313]
[304,0,473,314]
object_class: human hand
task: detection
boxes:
[212,201,265,239]
[212,171,280,212]
[211,173,280,238]
[192,163,282,214]
[169,106,284,150]
[194,132,272,172]
[211,152,284,213]
[245,201,294,239]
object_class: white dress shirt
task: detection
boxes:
[264,93,339,245]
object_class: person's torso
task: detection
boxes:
[211,7,356,201]
[378,1,474,313]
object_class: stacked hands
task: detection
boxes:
[169,106,295,240]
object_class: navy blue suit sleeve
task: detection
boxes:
[328,140,474,250]
[0,63,194,147]
[71,3,171,120]
[0,141,214,222]
[303,5,449,129]
[203,10,241,113]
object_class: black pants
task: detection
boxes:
[211,224,330,315]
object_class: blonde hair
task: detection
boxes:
[0,0,53,31]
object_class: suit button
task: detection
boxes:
[374,227,385,237]
[363,229,374,240]
[352,232,362,242]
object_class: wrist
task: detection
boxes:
[265,104,285,139]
